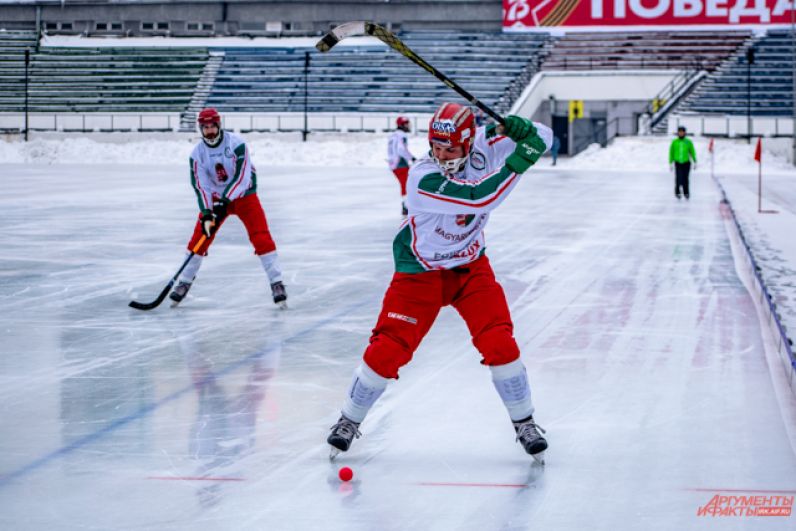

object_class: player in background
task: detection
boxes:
[387,116,416,216]
[170,108,288,308]
[327,103,553,463]
[669,126,697,200]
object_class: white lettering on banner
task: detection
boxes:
[706,0,729,16]
[674,0,702,16]
[615,0,627,18]
[629,0,671,18]
[592,0,604,18]
[505,0,531,22]
[772,0,795,16]
[729,0,771,22]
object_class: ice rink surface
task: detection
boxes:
[2,162,795,530]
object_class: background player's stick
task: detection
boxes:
[128,234,207,311]
[316,21,506,126]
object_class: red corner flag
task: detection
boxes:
[754,137,762,162]
[708,138,714,153]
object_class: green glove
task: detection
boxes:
[506,133,547,174]
[501,115,536,142]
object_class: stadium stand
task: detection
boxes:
[540,31,751,72]
[679,29,794,116]
[0,46,207,114]
[205,31,550,115]
[0,30,38,117]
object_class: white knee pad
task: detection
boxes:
[490,358,534,422]
[341,362,389,423]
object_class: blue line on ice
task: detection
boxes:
[0,301,368,489]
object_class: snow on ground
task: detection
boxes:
[1,132,794,343]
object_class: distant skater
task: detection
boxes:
[387,116,416,216]
[669,126,697,200]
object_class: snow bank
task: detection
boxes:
[560,136,796,175]
[0,132,430,167]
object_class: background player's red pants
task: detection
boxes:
[187,193,277,256]
[392,167,409,196]
[363,255,521,379]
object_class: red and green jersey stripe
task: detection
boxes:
[392,221,428,273]
[416,166,518,208]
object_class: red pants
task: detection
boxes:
[392,167,409,196]
[363,255,520,379]
[187,193,277,256]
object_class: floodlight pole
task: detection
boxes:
[746,47,754,145]
[303,51,309,142]
[24,48,30,142]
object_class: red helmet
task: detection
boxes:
[396,116,410,130]
[197,108,221,127]
[428,103,476,173]
[428,103,475,153]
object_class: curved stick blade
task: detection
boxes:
[129,283,172,311]
[315,21,367,52]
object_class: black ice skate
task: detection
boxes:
[327,415,361,460]
[270,281,288,309]
[513,415,548,464]
[169,281,193,307]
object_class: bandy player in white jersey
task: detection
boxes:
[169,108,287,308]
[386,116,416,216]
[327,102,553,463]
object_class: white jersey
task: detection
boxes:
[387,129,415,170]
[393,122,553,272]
[189,131,256,213]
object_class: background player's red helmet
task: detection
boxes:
[197,108,222,127]
[396,116,410,130]
[428,103,476,173]
[197,108,222,146]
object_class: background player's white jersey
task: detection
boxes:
[189,131,256,213]
[394,122,552,272]
[387,129,415,170]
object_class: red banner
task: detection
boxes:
[503,0,796,28]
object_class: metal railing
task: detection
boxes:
[547,55,717,72]
[643,60,710,129]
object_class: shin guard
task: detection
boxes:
[490,358,534,422]
[341,362,389,423]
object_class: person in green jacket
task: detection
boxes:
[669,126,697,200]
